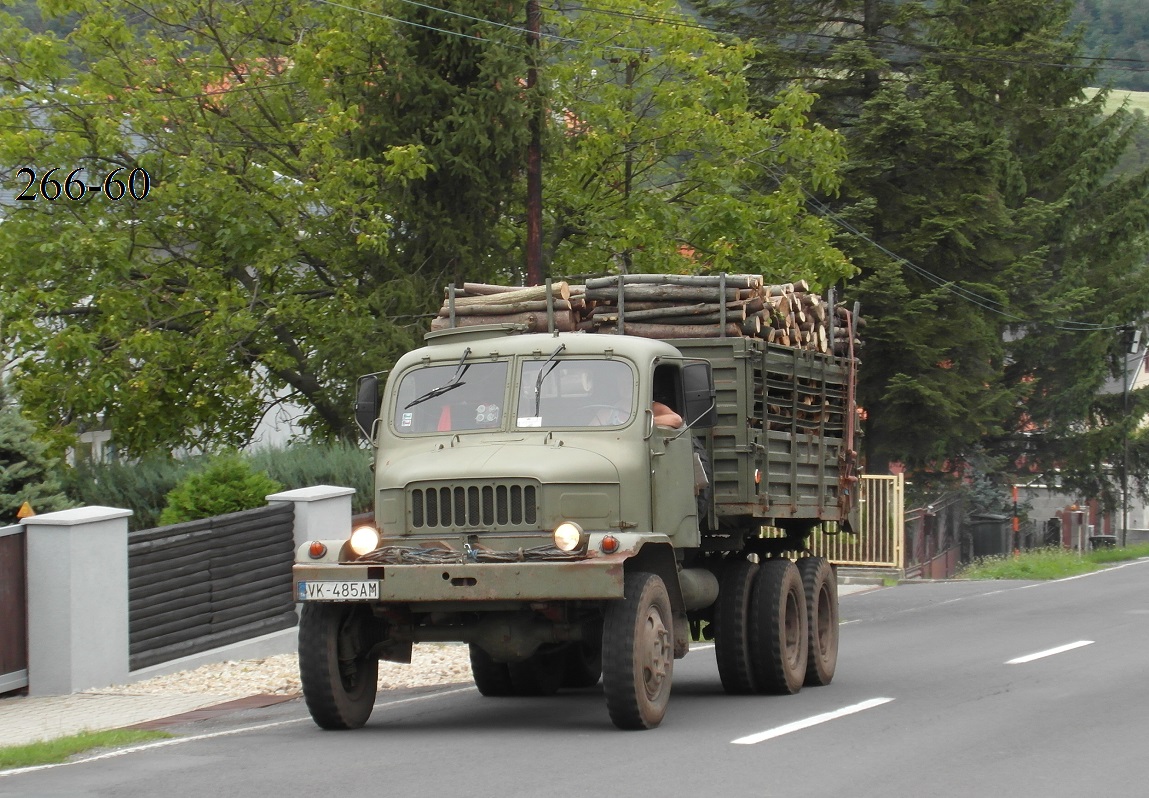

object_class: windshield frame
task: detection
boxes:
[387,353,641,436]
[389,359,511,436]
[515,356,637,430]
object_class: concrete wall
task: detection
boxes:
[22,485,355,695]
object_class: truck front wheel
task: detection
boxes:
[603,572,674,730]
[298,603,379,729]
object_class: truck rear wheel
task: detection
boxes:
[796,556,838,686]
[298,603,379,729]
[603,572,673,730]
[508,646,565,696]
[749,559,808,695]
[562,641,603,689]
[714,558,757,695]
[469,645,516,696]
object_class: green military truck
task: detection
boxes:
[293,275,860,731]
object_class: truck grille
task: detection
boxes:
[410,483,539,530]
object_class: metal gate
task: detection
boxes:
[810,473,905,568]
[0,523,28,694]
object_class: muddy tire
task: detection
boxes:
[298,603,379,729]
[714,558,758,695]
[796,556,838,686]
[749,559,808,695]
[469,645,516,696]
[603,572,674,730]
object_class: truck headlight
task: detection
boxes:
[553,521,587,553]
[349,525,381,556]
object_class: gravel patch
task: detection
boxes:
[91,644,474,699]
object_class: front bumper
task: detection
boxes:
[293,556,627,604]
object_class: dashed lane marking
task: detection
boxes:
[1005,640,1094,665]
[731,697,894,745]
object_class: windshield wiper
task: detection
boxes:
[405,347,472,409]
[533,343,566,416]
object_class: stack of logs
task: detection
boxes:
[432,273,862,357]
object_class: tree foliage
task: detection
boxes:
[0,381,72,523]
[699,0,1149,504]
[0,0,531,454]
[539,0,851,285]
[0,0,851,456]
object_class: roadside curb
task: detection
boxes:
[122,693,300,731]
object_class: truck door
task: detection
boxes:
[648,361,701,548]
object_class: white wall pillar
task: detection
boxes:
[25,506,132,696]
[266,485,357,551]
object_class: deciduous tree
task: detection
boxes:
[0,0,531,453]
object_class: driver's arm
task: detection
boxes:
[652,400,683,428]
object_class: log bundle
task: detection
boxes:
[434,274,862,357]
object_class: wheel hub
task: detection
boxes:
[641,608,671,697]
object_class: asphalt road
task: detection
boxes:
[5,561,1148,798]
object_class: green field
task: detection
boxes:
[1086,88,1149,115]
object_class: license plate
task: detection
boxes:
[297,580,380,601]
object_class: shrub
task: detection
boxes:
[250,441,373,513]
[64,441,372,530]
[63,453,185,530]
[159,455,283,525]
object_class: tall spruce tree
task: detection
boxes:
[698,0,1149,503]
[0,383,72,523]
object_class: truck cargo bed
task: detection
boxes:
[673,337,853,527]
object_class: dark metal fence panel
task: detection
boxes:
[0,523,28,694]
[903,492,966,579]
[128,504,296,671]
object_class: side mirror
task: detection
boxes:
[682,362,717,429]
[355,375,381,442]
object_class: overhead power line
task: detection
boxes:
[762,165,1126,333]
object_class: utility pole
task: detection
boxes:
[1122,325,1142,547]
[525,0,543,286]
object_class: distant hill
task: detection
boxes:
[1072,0,1149,91]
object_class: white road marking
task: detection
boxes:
[731,697,894,745]
[1006,640,1094,665]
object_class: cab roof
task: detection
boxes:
[396,325,682,369]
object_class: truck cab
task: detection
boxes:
[368,326,711,554]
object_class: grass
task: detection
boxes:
[1085,87,1149,115]
[0,729,171,771]
[957,543,1149,581]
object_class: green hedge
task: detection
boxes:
[64,442,373,530]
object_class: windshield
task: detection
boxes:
[393,361,509,434]
[517,359,635,428]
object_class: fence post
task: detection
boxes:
[24,506,133,696]
[266,485,357,552]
